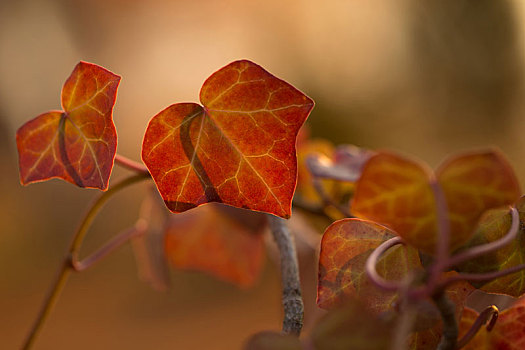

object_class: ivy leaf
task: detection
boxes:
[16,62,120,190]
[458,296,525,349]
[317,218,422,311]
[142,60,314,218]
[351,150,520,253]
[455,203,525,297]
[164,203,266,288]
[436,150,521,247]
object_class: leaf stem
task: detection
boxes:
[71,220,147,271]
[114,154,149,174]
[456,305,498,349]
[365,236,405,291]
[440,263,525,287]
[22,173,150,350]
[267,214,304,335]
[445,207,519,269]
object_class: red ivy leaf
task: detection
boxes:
[164,203,266,288]
[16,62,120,190]
[142,60,314,218]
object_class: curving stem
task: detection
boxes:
[445,207,520,269]
[267,214,304,335]
[365,236,405,292]
[22,173,150,349]
[456,305,498,349]
[71,220,147,272]
[114,154,149,174]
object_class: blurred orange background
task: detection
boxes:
[2,0,525,348]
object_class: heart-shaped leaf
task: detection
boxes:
[142,60,314,218]
[16,61,120,190]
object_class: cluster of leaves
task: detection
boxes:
[290,137,525,349]
[16,59,525,349]
[16,60,313,289]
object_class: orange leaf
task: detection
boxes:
[164,203,266,288]
[16,62,120,190]
[142,60,314,218]
[317,218,422,311]
[437,150,521,250]
[459,297,525,349]
[351,149,520,253]
[351,152,437,252]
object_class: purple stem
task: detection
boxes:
[365,236,405,291]
[456,305,498,349]
[441,263,525,286]
[71,221,147,272]
[114,154,149,174]
[445,207,519,269]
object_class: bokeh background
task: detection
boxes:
[2,0,525,348]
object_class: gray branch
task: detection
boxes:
[267,214,304,335]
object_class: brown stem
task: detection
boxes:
[434,292,458,350]
[267,214,304,335]
[114,154,149,174]
[22,260,71,350]
[22,173,150,349]
[456,305,498,349]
